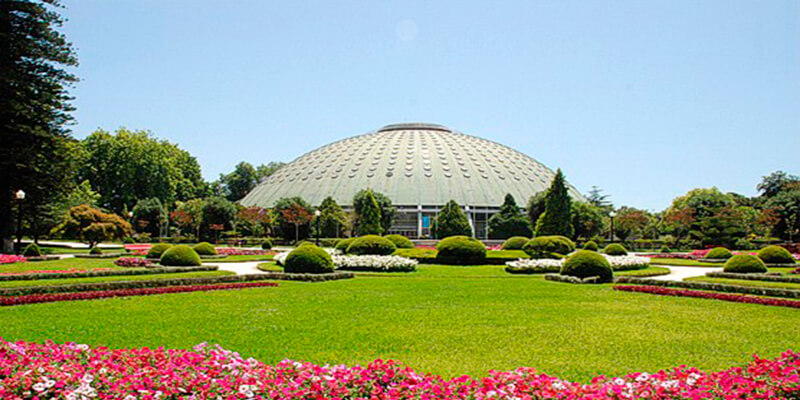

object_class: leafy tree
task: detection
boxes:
[488,194,532,239]
[236,206,274,237]
[764,188,800,241]
[53,204,132,247]
[132,198,167,237]
[666,188,747,246]
[586,186,612,209]
[62,180,101,211]
[176,199,205,240]
[218,162,258,201]
[661,207,694,246]
[274,197,313,241]
[256,162,285,181]
[433,200,472,238]
[354,189,383,235]
[317,196,348,237]
[200,197,237,240]
[526,191,546,228]
[280,203,314,242]
[169,209,193,236]
[570,202,605,240]
[353,189,395,234]
[758,171,799,198]
[0,0,79,253]
[535,169,574,237]
[613,206,650,241]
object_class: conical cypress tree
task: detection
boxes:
[488,194,533,239]
[535,169,574,237]
[434,200,472,238]
[356,189,383,235]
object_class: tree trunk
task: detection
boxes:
[294,224,299,243]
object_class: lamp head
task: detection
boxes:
[15,190,25,200]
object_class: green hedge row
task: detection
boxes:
[543,273,594,284]
[705,272,800,284]
[0,266,219,282]
[614,276,800,299]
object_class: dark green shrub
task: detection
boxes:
[123,237,136,244]
[723,254,767,273]
[705,247,733,260]
[583,240,599,251]
[146,243,172,259]
[284,244,334,273]
[433,200,472,238]
[488,194,533,239]
[384,234,414,249]
[261,238,273,250]
[89,246,103,255]
[523,236,575,258]
[335,238,355,252]
[159,245,202,267]
[435,236,486,265]
[660,245,671,253]
[560,250,613,283]
[296,240,314,247]
[346,235,397,255]
[501,236,529,250]
[757,245,795,264]
[193,242,218,256]
[22,243,42,257]
[734,238,756,251]
[603,243,627,256]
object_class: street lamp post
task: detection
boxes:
[314,210,321,246]
[14,190,25,254]
[609,211,616,243]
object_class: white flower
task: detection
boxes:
[636,372,649,382]
[33,382,46,392]
[332,255,417,271]
[614,377,625,385]
[76,344,89,351]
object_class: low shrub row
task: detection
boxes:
[706,271,800,284]
[614,276,800,299]
[0,266,218,282]
[614,285,800,309]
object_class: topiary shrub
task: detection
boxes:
[436,236,487,265]
[146,243,172,259]
[261,238,273,250]
[660,245,671,253]
[346,235,397,255]
[193,242,218,256]
[522,236,575,258]
[284,244,334,273]
[159,245,202,267]
[757,245,796,264]
[705,247,733,260]
[560,250,613,283]
[603,243,628,256]
[296,241,314,247]
[335,238,355,252]
[384,234,414,249]
[89,246,103,255]
[22,243,42,257]
[583,240,599,251]
[501,236,529,250]
[123,237,136,244]
[723,254,767,273]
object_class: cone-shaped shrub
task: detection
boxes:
[159,245,202,267]
[433,200,472,238]
[534,169,574,237]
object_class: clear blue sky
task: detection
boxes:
[61,0,799,211]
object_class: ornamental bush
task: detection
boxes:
[757,245,796,264]
[193,242,218,256]
[284,244,334,273]
[159,245,202,267]
[346,235,397,255]
[705,247,733,260]
[583,240,599,251]
[436,236,486,265]
[724,254,767,273]
[501,236,529,250]
[660,245,672,253]
[603,243,628,256]
[335,238,355,252]
[384,234,414,249]
[146,243,172,259]
[261,238,273,250]
[560,250,613,283]
[89,246,103,255]
[22,243,42,257]
[522,236,575,258]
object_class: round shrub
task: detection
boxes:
[296,241,314,247]
[123,237,136,244]
[159,245,202,267]
[734,238,756,250]
[603,243,628,256]
[723,254,767,273]
[560,250,613,283]
[384,234,414,249]
[523,236,575,258]
[705,247,733,260]
[583,240,599,251]
[193,242,218,256]
[501,236,529,250]
[335,238,355,252]
[22,243,42,257]
[346,235,397,255]
[435,236,486,265]
[757,245,795,264]
[660,245,671,253]
[146,243,172,259]
[89,246,103,255]
[284,244,334,273]
[261,238,273,250]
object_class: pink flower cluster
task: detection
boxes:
[642,253,696,259]
[113,257,153,267]
[791,268,799,275]
[215,247,275,256]
[0,268,113,276]
[0,340,798,399]
[0,255,26,265]
[0,282,278,307]
[614,285,800,309]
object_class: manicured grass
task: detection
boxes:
[0,270,234,288]
[615,266,671,277]
[486,250,529,259]
[686,276,800,290]
[0,258,124,273]
[649,258,721,267]
[2,262,797,382]
[208,254,275,263]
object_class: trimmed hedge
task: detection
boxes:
[723,254,767,273]
[603,243,628,256]
[89,246,103,255]
[757,245,796,265]
[160,245,202,267]
[660,245,672,253]
[0,266,219,282]
[23,244,43,257]
[706,271,800,284]
[705,247,733,260]
[335,238,355,252]
[435,236,486,265]
[501,236,529,250]
[346,235,397,256]
[614,276,800,299]
[583,241,599,251]
[284,244,334,273]
[560,250,613,283]
[522,236,575,258]
[146,243,172,259]
[193,242,218,256]
[261,238,273,250]
[384,234,414,249]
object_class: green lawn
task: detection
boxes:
[0,263,797,381]
[686,276,800,290]
[0,258,124,273]
[615,266,671,277]
[0,270,234,288]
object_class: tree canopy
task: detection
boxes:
[434,200,472,238]
[535,169,574,237]
[488,194,532,239]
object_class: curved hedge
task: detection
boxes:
[346,235,397,255]
[757,245,795,264]
[583,241,599,251]
[384,234,414,249]
[335,238,355,252]
[523,236,575,258]
[603,243,628,256]
[435,236,486,265]
[159,245,202,267]
[147,243,172,259]
[284,244,334,273]
[723,254,767,273]
[22,243,42,257]
[705,247,733,260]
[501,236,529,250]
[193,242,218,256]
[560,250,613,283]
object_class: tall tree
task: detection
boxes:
[354,189,383,235]
[132,198,167,237]
[613,206,650,242]
[317,196,347,238]
[219,162,258,201]
[433,200,472,238]
[488,194,532,239]
[526,191,547,228]
[586,186,612,209]
[273,197,313,241]
[256,162,285,181]
[53,204,132,247]
[353,189,394,234]
[280,203,314,242]
[758,171,799,198]
[535,169,574,237]
[200,196,237,240]
[1,0,78,253]
[570,201,605,240]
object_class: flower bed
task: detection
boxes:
[614,285,800,309]
[0,266,217,282]
[642,253,697,259]
[0,255,26,265]
[332,255,417,272]
[506,255,649,274]
[615,276,800,299]
[706,271,800,284]
[114,257,154,267]
[0,268,114,277]
[0,281,278,307]
[0,340,797,399]
[215,248,275,256]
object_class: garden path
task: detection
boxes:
[649,265,722,281]
[206,261,268,275]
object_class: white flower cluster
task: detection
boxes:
[604,255,650,271]
[506,254,650,273]
[333,255,417,272]
[274,252,289,266]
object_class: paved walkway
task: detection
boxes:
[21,240,123,249]
[205,261,269,275]
[648,265,722,281]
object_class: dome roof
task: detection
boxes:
[241,123,585,208]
